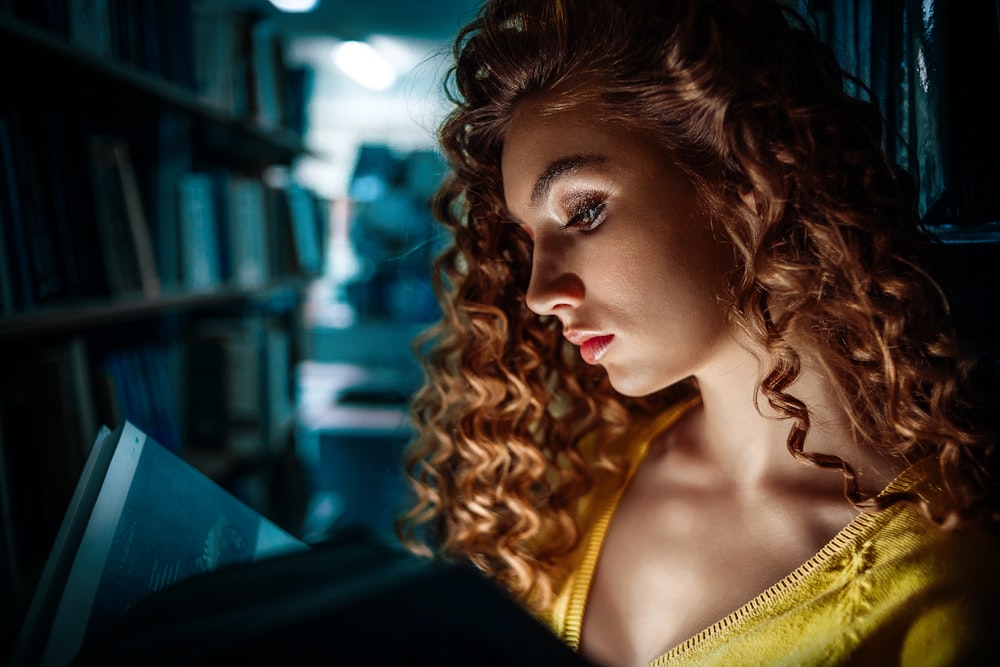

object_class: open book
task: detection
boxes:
[11,421,593,667]
[9,421,307,667]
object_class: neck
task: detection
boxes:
[669,335,901,497]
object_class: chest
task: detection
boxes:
[578,471,857,667]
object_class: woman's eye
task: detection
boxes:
[562,198,607,232]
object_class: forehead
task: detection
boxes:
[503,98,617,161]
[500,101,661,208]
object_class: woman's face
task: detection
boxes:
[501,101,739,397]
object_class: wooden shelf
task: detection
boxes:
[0,280,308,340]
[925,222,1000,244]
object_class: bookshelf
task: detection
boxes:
[0,1,325,655]
[0,11,307,167]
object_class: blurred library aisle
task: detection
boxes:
[291,143,445,546]
[275,18,454,548]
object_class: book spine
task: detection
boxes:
[112,141,160,297]
[89,136,138,296]
[191,7,244,114]
[0,117,18,313]
[149,111,192,292]
[159,0,196,91]
[66,0,113,60]
[282,65,313,138]
[226,177,269,289]
[136,0,163,76]
[88,136,160,298]
[108,0,143,68]
[186,317,267,457]
[5,109,67,307]
[0,116,35,310]
[99,351,134,431]
[39,112,89,300]
[249,17,282,129]
[176,172,222,291]
[264,324,294,448]
[285,184,324,276]
[142,343,182,454]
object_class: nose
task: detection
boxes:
[525,242,584,316]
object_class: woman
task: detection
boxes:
[399,0,1000,664]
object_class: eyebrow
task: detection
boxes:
[530,153,608,207]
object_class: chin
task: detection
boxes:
[604,366,675,398]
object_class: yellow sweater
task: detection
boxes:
[541,397,1000,666]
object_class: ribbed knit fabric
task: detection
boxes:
[539,398,1000,666]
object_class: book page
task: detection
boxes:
[39,423,306,667]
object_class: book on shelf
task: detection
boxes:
[186,316,270,457]
[159,0,197,91]
[108,0,143,68]
[284,184,324,276]
[0,116,25,313]
[263,181,294,279]
[0,109,66,310]
[5,1,301,136]
[87,136,161,298]
[148,111,193,291]
[9,109,65,307]
[188,6,300,131]
[264,324,295,447]
[8,420,308,667]
[108,138,160,296]
[134,0,164,76]
[176,171,223,291]
[8,0,67,35]
[37,111,104,302]
[66,0,113,60]
[282,64,314,139]
[190,6,251,117]
[249,17,283,129]
[97,344,182,456]
[224,175,269,289]
[0,105,107,310]
[63,0,195,85]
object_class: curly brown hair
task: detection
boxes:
[398,0,998,609]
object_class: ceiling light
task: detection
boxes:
[268,0,319,12]
[332,41,398,91]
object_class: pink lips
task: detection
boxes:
[565,331,615,364]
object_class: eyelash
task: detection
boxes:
[561,196,608,232]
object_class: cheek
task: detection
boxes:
[581,237,649,306]
[628,228,731,326]
[661,212,735,303]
